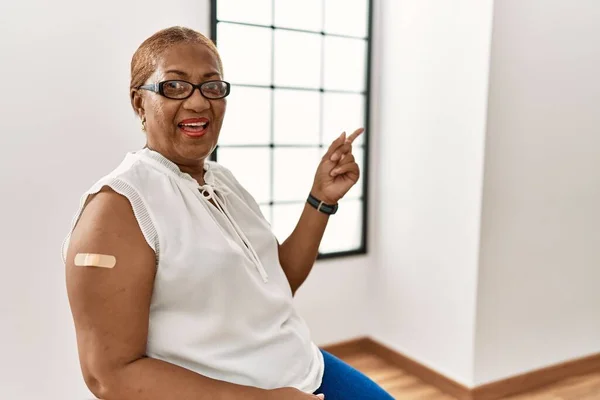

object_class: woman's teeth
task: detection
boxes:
[180,122,207,128]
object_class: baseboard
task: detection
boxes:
[364,338,473,400]
[320,337,374,359]
[471,351,600,400]
[323,337,472,399]
[322,337,600,400]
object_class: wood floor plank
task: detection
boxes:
[339,349,600,399]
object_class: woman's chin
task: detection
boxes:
[174,137,215,161]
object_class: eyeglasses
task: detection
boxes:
[138,80,231,100]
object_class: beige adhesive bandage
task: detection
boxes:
[74,253,116,268]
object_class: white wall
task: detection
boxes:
[0,1,370,398]
[473,0,600,385]
[371,0,494,386]
[10,0,599,396]
[0,2,210,398]
[295,256,370,346]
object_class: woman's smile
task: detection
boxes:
[178,117,210,137]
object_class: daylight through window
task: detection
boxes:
[211,0,372,258]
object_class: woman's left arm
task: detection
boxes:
[278,128,364,295]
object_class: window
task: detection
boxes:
[210,0,372,258]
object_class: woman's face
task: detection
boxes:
[136,42,226,167]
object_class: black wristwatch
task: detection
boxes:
[307,193,338,215]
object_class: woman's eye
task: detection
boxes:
[167,82,183,90]
[204,83,224,95]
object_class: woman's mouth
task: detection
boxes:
[178,118,210,137]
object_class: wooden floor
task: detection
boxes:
[339,350,600,399]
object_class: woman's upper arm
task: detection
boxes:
[65,186,156,385]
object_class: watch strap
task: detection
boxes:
[307,193,338,215]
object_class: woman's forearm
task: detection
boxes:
[93,356,267,400]
[278,202,330,295]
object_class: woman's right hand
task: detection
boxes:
[266,387,325,399]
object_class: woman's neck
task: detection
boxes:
[144,144,206,185]
[178,164,205,185]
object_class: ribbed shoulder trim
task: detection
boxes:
[61,176,160,265]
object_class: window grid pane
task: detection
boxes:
[273,89,321,145]
[274,30,322,89]
[273,148,321,202]
[219,86,271,145]
[325,0,369,38]
[217,23,272,86]
[319,198,363,253]
[217,0,273,26]
[216,147,272,204]
[213,0,371,258]
[274,0,322,32]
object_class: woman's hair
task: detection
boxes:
[129,26,223,110]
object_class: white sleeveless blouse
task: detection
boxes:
[62,148,324,393]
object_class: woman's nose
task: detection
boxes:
[183,88,210,112]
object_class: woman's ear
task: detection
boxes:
[131,89,144,119]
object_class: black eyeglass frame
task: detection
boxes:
[138,79,231,100]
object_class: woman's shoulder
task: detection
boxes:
[84,150,169,195]
[62,151,160,263]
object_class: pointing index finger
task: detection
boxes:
[345,127,365,144]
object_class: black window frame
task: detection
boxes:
[209,0,373,260]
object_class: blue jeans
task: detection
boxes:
[313,350,395,399]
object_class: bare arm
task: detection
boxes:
[278,129,363,295]
[65,187,268,400]
[278,203,330,295]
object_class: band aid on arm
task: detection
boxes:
[74,253,116,269]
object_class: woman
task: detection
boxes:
[64,26,393,400]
